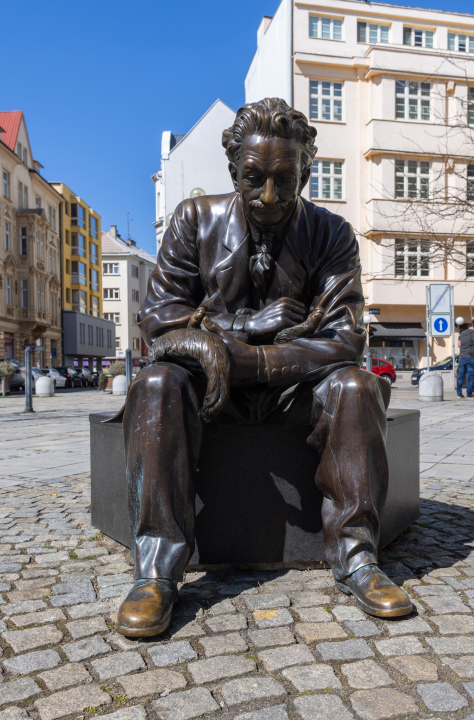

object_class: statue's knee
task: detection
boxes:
[131,362,188,396]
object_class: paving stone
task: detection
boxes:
[0,677,41,704]
[207,598,235,615]
[258,643,313,671]
[118,668,187,697]
[5,587,50,603]
[65,615,108,639]
[427,636,474,654]
[63,634,111,661]
[199,632,248,657]
[100,708,146,720]
[430,614,474,634]
[3,649,60,674]
[421,594,471,613]
[91,651,145,680]
[2,599,46,616]
[374,636,426,656]
[244,593,290,610]
[252,608,293,629]
[464,681,474,698]
[205,613,247,633]
[294,606,332,623]
[99,583,133,600]
[316,639,374,661]
[332,606,367,622]
[417,682,468,711]
[344,620,381,637]
[293,694,355,720]
[2,626,63,653]
[341,660,394,689]
[0,564,23,573]
[168,618,206,638]
[442,655,474,678]
[96,573,133,588]
[34,683,111,720]
[283,662,341,690]
[290,592,331,607]
[0,709,29,720]
[349,688,419,719]
[248,627,295,648]
[10,608,65,627]
[37,662,92,690]
[221,676,286,706]
[189,654,255,683]
[296,622,348,643]
[148,640,198,667]
[152,687,219,719]
[66,600,111,618]
[235,706,289,720]
[387,655,438,681]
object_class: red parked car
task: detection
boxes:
[361,356,396,385]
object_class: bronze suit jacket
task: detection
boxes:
[138,192,366,387]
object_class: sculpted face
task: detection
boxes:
[232,135,310,229]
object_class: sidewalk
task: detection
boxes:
[0,389,472,719]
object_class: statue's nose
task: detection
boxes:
[260,178,277,206]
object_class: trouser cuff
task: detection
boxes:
[329,550,378,581]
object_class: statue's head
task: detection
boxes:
[222,98,317,229]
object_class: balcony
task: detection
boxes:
[365,119,468,159]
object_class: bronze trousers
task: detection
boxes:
[122,363,391,582]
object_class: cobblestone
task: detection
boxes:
[387,655,439,680]
[417,681,469,711]
[0,677,41,704]
[63,634,110,661]
[282,662,341,690]
[248,627,295,648]
[90,650,145,679]
[293,694,355,719]
[258,643,314,670]
[2,626,63,652]
[349,688,419,719]
[148,640,197,666]
[341,659,394,688]
[37,662,92,690]
[199,631,248,656]
[189,654,255,683]
[151,687,219,719]
[3,649,60,674]
[34,683,111,720]
[117,668,187,697]
[221,676,286,705]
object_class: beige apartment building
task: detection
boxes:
[0,112,62,366]
[247,0,474,369]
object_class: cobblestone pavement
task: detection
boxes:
[0,389,473,719]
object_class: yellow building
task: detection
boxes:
[51,183,102,317]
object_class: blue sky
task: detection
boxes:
[2,0,473,257]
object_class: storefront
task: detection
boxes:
[369,323,426,370]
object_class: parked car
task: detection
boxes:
[10,366,45,391]
[411,356,459,386]
[55,366,83,388]
[361,356,396,385]
[41,368,67,389]
[81,368,98,387]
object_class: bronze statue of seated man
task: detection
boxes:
[114,97,412,638]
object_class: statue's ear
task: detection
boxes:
[299,166,311,193]
[228,163,239,192]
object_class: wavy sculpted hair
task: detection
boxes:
[222,98,317,174]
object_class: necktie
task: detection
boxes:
[249,232,276,300]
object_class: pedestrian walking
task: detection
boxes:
[457,319,474,399]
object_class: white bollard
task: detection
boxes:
[112,375,127,396]
[419,371,443,402]
[35,376,54,397]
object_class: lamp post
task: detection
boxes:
[363,314,372,372]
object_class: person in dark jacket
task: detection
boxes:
[115,98,412,637]
[457,319,474,398]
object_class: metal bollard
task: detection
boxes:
[125,348,132,390]
[24,347,34,413]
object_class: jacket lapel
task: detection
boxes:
[268,198,311,302]
[215,195,251,310]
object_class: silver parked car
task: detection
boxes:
[41,368,67,389]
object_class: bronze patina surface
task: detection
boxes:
[115,98,412,636]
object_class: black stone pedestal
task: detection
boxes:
[90,409,420,566]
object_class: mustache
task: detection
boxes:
[249,199,291,211]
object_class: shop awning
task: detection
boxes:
[369,322,426,341]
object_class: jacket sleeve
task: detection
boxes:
[259,217,366,386]
[138,199,235,346]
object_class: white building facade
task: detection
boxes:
[246,0,474,370]
[152,99,235,252]
[101,226,155,365]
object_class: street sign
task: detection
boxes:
[429,284,452,314]
[430,314,451,337]
[35,346,44,351]
[369,308,380,315]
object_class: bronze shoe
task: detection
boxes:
[116,578,177,637]
[336,564,413,618]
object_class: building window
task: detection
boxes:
[37,281,41,311]
[310,160,343,200]
[467,241,474,278]
[396,81,430,121]
[309,15,342,40]
[21,279,28,309]
[92,296,100,318]
[395,239,430,277]
[104,287,120,299]
[16,142,22,158]
[90,268,99,291]
[90,243,98,264]
[72,289,87,313]
[48,207,56,231]
[131,264,139,278]
[35,196,41,209]
[103,262,119,275]
[115,337,121,349]
[36,231,40,259]
[104,312,120,324]
[2,170,10,199]
[65,229,70,245]
[468,88,474,126]
[72,261,87,286]
[66,259,70,275]
[90,216,98,238]
[71,233,86,257]
[107,329,112,348]
[6,276,11,306]
[403,27,434,48]
[468,165,474,201]
[395,160,430,199]
[18,181,23,208]
[132,313,138,325]
[309,81,343,122]
[71,203,85,228]
[5,221,11,252]
[132,337,140,350]
[64,201,69,216]
[448,33,474,53]
[88,325,93,344]
[41,283,46,311]
[357,22,389,44]
[132,289,139,303]
[20,227,27,256]
[66,288,70,303]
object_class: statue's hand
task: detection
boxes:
[245,298,306,337]
[202,316,259,383]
